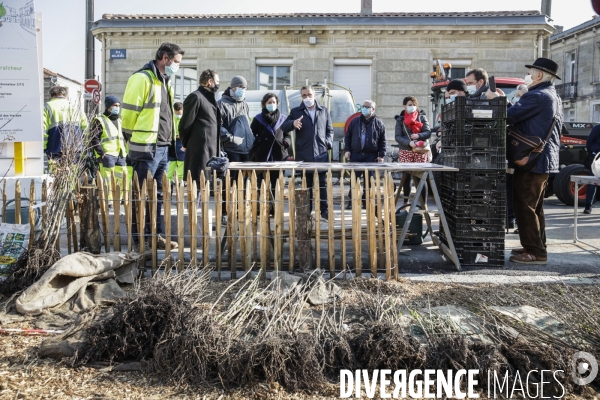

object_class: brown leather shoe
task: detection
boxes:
[511,247,527,255]
[157,236,178,250]
[509,252,547,264]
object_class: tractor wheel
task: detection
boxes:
[553,164,596,206]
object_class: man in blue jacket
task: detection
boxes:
[281,86,334,220]
[489,58,563,265]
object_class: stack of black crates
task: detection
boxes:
[439,96,507,267]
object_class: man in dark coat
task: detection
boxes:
[344,99,386,209]
[179,69,221,187]
[281,85,334,220]
[488,58,563,265]
[465,68,490,99]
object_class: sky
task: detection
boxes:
[34,0,597,83]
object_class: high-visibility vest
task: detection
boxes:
[121,68,174,161]
[94,114,126,157]
[43,97,88,154]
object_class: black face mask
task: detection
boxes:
[211,83,220,93]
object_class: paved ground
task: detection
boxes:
[399,194,600,278]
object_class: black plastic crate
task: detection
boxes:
[442,170,507,191]
[438,235,505,267]
[442,148,506,170]
[443,214,506,240]
[442,96,507,122]
[442,198,506,219]
[442,119,506,148]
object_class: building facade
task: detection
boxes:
[550,17,600,123]
[92,11,553,136]
[43,68,84,110]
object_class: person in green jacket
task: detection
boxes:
[167,102,185,183]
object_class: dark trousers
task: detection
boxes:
[513,169,549,258]
[132,145,169,242]
[347,152,377,205]
[306,171,328,213]
[506,172,515,221]
[402,175,428,206]
[226,151,249,183]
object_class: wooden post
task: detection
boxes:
[214,175,223,279]
[388,173,399,280]
[189,179,198,268]
[125,179,132,253]
[244,178,252,273]
[139,175,147,267]
[69,196,78,253]
[103,175,111,251]
[176,175,184,270]
[340,169,346,278]
[327,169,335,278]
[251,171,258,263]
[79,182,101,254]
[163,172,172,269]
[259,180,268,280]
[237,173,245,271]
[111,171,121,252]
[148,171,158,274]
[229,183,237,277]
[288,172,296,272]
[28,181,35,250]
[202,173,210,268]
[274,178,282,272]
[1,180,6,223]
[383,172,392,281]
[375,170,384,269]
[66,190,72,254]
[369,176,377,278]
[295,187,312,272]
[313,170,320,270]
[15,181,21,224]
[41,180,48,231]
[96,175,109,252]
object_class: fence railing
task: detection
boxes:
[2,168,404,280]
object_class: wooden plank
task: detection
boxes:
[202,173,210,268]
[96,175,108,252]
[214,175,223,279]
[225,171,232,275]
[244,178,252,273]
[66,187,72,254]
[251,171,258,263]
[1,180,6,223]
[125,178,132,253]
[375,170,384,270]
[350,170,357,277]
[354,171,362,277]
[313,170,320,270]
[163,172,172,269]
[278,170,285,271]
[190,180,198,268]
[383,173,392,281]
[288,173,296,272]
[41,180,47,232]
[15,181,21,224]
[340,169,346,278]
[176,175,184,270]
[28,181,35,251]
[274,178,282,272]
[389,173,399,280]
[69,197,78,253]
[369,176,377,278]
[301,170,307,189]
[103,175,111,251]
[229,183,237,278]
[112,171,121,252]
[139,174,147,268]
[259,180,268,280]
[237,173,245,271]
[148,171,157,274]
[327,169,335,278]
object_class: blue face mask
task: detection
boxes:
[446,95,457,104]
[266,103,277,112]
[110,107,120,115]
[233,87,246,99]
[165,60,179,75]
[361,106,371,117]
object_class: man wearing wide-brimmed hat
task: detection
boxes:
[488,58,564,265]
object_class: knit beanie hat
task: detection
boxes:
[230,75,247,88]
[446,79,467,93]
[105,95,121,110]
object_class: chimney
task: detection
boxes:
[554,25,564,34]
[361,0,372,15]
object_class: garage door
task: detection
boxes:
[334,64,372,108]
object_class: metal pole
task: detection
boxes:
[85,0,95,117]
[541,0,552,58]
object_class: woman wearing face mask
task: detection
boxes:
[395,96,432,205]
[90,95,128,202]
[249,93,293,211]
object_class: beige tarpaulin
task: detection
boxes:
[16,252,139,315]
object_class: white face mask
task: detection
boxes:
[303,97,315,108]
[466,85,477,95]
[406,105,417,114]
[524,75,533,86]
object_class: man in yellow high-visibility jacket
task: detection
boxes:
[90,95,128,202]
[167,101,185,183]
[121,42,184,250]
[43,86,87,166]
